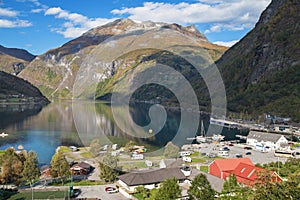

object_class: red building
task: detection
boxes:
[209,158,282,186]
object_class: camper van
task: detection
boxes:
[218,150,229,157]
[179,151,192,157]
[132,153,144,160]
[182,156,192,162]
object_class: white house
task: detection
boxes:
[117,167,186,198]
[246,131,289,151]
[117,167,224,199]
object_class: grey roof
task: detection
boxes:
[118,167,186,186]
[188,169,224,193]
[247,131,285,143]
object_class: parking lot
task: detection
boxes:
[74,185,125,200]
[197,143,291,164]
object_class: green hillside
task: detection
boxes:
[217,0,300,121]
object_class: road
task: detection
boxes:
[74,185,127,200]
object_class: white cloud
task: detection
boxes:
[31,8,44,13]
[45,7,116,38]
[213,40,239,47]
[112,0,271,32]
[0,8,18,17]
[0,19,32,28]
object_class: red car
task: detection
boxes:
[105,186,119,194]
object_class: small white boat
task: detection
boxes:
[0,132,8,137]
[196,136,207,143]
[212,134,225,141]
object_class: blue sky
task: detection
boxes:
[0,0,271,55]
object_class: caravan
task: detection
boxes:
[218,150,229,157]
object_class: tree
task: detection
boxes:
[222,174,239,194]
[0,148,24,185]
[221,174,246,200]
[125,140,136,151]
[22,151,40,183]
[135,186,150,199]
[155,177,181,200]
[163,142,179,159]
[50,152,71,184]
[99,151,119,182]
[90,139,102,155]
[188,174,215,200]
[22,151,40,200]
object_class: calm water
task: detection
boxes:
[0,102,246,165]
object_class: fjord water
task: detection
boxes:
[0,102,245,165]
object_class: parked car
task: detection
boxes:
[244,146,252,150]
[223,147,230,151]
[207,153,216,158]
[105,186,119,194]
[228,143,234,146]
[245,152,252,155]
[235,154,243,158]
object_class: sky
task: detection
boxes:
[0,0,271,55]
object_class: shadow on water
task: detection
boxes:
[0,104,43,130]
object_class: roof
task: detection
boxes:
[189,169,224,193]
[118,167,186,186]
[233,162,262,182]
[233,162,282,186]
[247,131,285,143]
[211,158,253,172]
[77,162,92,169]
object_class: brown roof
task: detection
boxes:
[77,162,92,170]
[118,167,186,186]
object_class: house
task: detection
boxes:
[117,166,224,199]
[209,158,253,179]
[274,124,292,133]
[209,158,282,186]
[233,162,282,186]
[246,131,289,151]
[117,167,186,198]
[71,162,92,175]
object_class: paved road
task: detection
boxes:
[74,185,127,200]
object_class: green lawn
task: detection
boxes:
[80,151,94,158]
[58,146,72,153]
[200,165,209,173]
[7,190,68,200]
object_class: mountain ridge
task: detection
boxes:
[19,19,227,99]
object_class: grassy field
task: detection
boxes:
[57,146,72,153]
[80,151,94,158]
[5,190,68,200]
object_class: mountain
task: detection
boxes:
[0,45,35,74]
[0,71,49,105]
[19,19,227,99]
[217,0,300,121]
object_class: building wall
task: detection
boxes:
[275,136,288,149]
[246,138,257,146]
[209,162,221,178]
